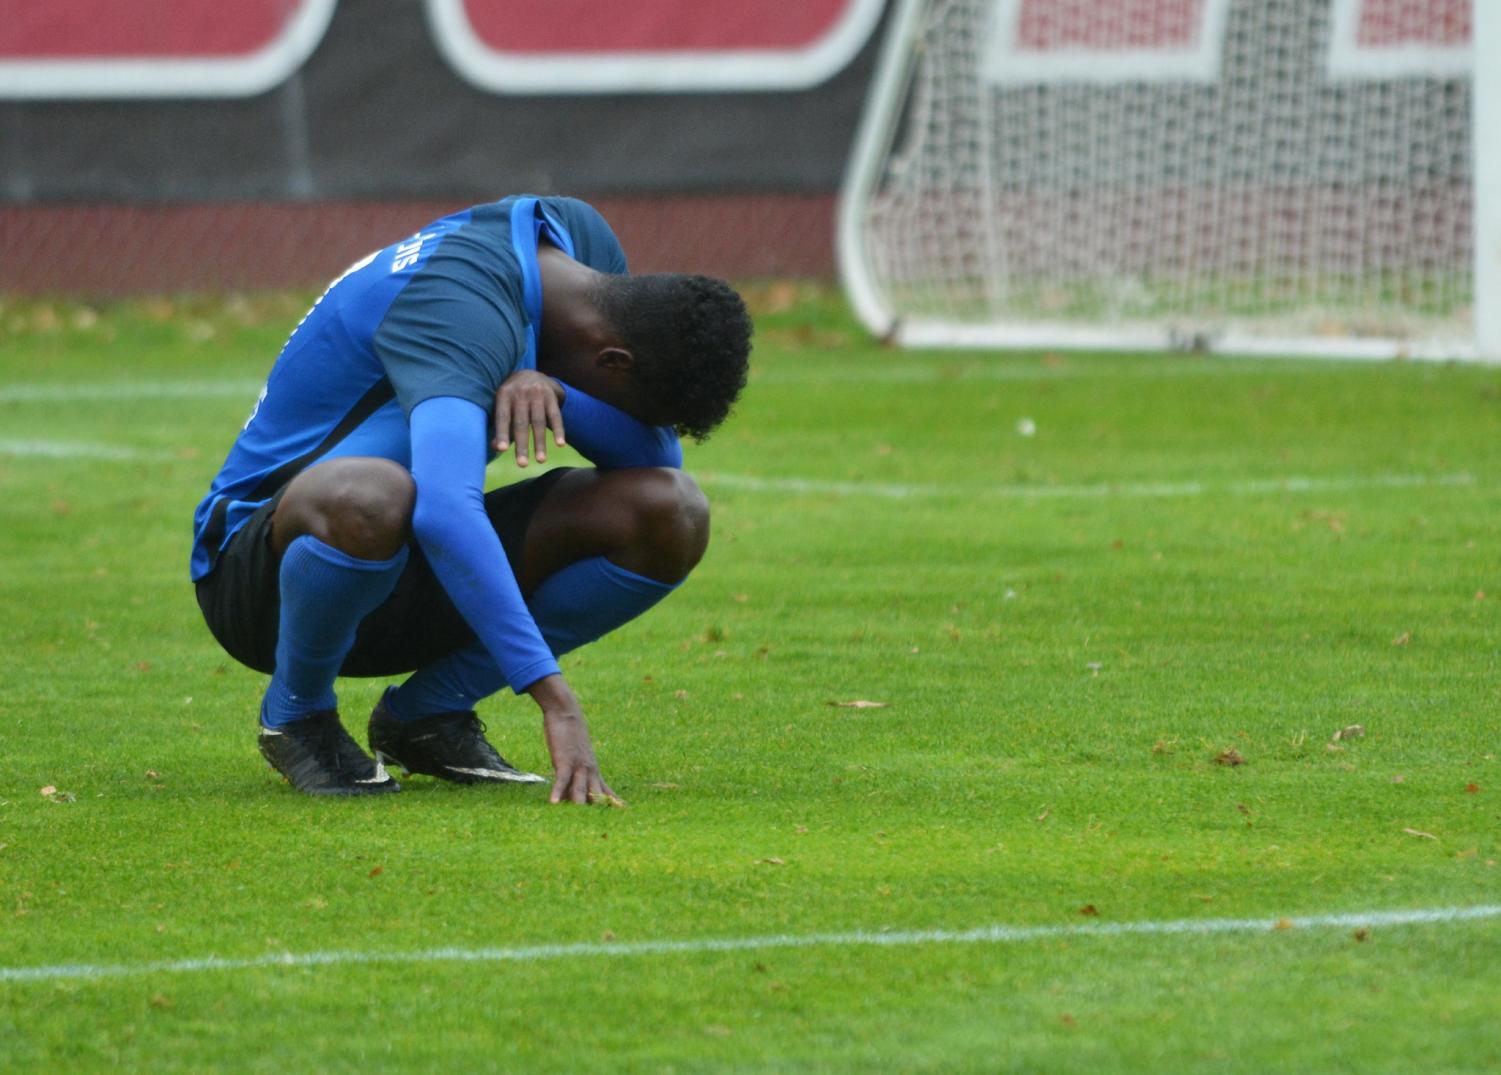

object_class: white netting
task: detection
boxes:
[847,0,1475,353]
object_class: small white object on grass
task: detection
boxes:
[1016,418,1036,437]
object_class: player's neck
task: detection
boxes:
[536,248,612,378]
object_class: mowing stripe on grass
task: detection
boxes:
[700,471,1479,501]
[2,904,1497,985]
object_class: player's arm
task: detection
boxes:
[408,395,618,804]
[492,371,681,469]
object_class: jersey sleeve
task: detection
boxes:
[373,264,525,416]
[544,197,629,276]
[408,396,560,693]
[557,380,682,469]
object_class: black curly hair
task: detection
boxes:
[595,273,752,441]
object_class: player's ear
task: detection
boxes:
[596,346,635,373]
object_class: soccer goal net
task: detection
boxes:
[838,0,1500,360]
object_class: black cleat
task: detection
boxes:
[368,694,545,785]
[258,709,400,796]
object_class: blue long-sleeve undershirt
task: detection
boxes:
[407,387,679,694]
[557,381,682,469]
[409,395,558,693]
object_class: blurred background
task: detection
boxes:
[1,0,1489,363]
[0,0,888,294]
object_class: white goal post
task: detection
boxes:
[839,0,1501,361]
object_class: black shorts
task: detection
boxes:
[195,467,574,677]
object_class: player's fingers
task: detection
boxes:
[493,395,512,452]
[545,391,565,446]
[590,777,625,808]
[528,396,548,463]
[549,764,571,804]
[569,768,591,805]
[511,403,531,465]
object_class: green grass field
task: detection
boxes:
[2,286,1499,1072]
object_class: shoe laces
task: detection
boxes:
[433,711,509,766]
[303,710,369,777]
[436,710,488,747]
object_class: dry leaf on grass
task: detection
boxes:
[1331,724,1365,742]
[1079,904,1099,917]
[1213,749,1246,767]
[1273,917,1294,931]
[1353,928,1371,942]
[1465,783,1480,794]
[757,857,786,866]
[1401,827,1438,840]
[1391,631,1411,646]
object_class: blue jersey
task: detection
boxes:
[191,195,629,582]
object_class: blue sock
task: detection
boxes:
[260,536,409,728]
[383,556,676,720]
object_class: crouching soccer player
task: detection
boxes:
[190,195,752,802]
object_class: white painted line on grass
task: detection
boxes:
[0,351,1397,406]
[750,358,1359,385]
[0,380,263,403]
[0,436,1480,504]
[0,439,176,462]
[700,471,1478,501]
[1,904,1496,985]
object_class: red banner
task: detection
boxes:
[0,0,334,97]
[459,0,851,54]
[425,0,884,93]
[1330,0,1469,77]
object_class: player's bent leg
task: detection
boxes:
[259,457,413,795]
[269,456,415,560]
[511,466,710,590]
[369,467,709,785]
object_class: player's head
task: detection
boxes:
[594,273,752,440]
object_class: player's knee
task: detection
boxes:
[629,469,710,583]
[290,458,415,561]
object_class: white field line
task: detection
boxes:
[0,439,176,462]
[750,358,1354,385]
[0,380,263,403]
[1,904,1496,986]
[699,471,1479,501]
[0,354,1375,405]
[0,437,1481,503]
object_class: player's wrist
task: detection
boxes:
[526,673,577,712]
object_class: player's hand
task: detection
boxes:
[493,370,565,467]
[529,674,625,806]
